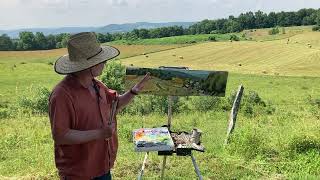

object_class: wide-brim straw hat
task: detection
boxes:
[54,32,120,74]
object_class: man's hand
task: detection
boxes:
[131,72,151,94]
[101,126,113,139]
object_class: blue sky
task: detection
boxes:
[0,0,319,30]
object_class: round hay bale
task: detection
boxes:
[179,56,184,59]
[130,64,134,66]
[238,63,242,66]
[262,70,267,74]
[145,55,149,58]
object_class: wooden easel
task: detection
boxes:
[138,96,203,180]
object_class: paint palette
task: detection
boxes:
[133,127,174,152]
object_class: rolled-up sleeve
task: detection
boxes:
[48,88,75,140]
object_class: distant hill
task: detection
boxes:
[0,22,195,38]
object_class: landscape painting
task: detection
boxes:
[125,67,228,96]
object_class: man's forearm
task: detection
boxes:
[54,129,108,145]
[118,90,136,110]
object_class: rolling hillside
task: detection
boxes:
[122,32,320,77]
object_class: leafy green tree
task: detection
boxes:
[0,34,14,50]
[255,10,268,28]
[18,31,36,50]
[267,12,277,27]
[55,33,70,48]
[46,34,57,49]
[225,20,241,33]
[35,32,48,50]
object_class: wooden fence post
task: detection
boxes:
[225,85,244,145]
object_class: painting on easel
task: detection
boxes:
[125,67,228,96]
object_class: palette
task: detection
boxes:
[133,127,175,152]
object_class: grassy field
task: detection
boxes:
[105,34,243,46]
[244,26,312,41]
[0,26,320,179]
[122,32,320,77]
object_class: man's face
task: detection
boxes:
[91,61,106,77]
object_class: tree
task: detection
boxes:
[316,11,320,25]
[55,33,70,48]
[0,34,14,50]
[225,20,241,33]
[267,12,277,27]
[18,31,36,50]
[255,10,268,28]
[35,32,48,50]
[46,34,57,49]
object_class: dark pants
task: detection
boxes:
[92,171,112,180]
[63,171,111,180]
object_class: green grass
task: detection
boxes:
[106,33,244,45]
[1,25,320,179]
[1,73,320,179]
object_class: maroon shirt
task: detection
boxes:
[49,75,118,180]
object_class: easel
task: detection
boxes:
[138,96,203,180]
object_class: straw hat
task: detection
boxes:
[54,32,120,74]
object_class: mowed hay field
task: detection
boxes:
[1,28,320,179]
[122,32,320,77]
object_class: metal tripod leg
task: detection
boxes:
[191,153,203,180]
[138,152,149,180]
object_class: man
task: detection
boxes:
[49,32,150,180]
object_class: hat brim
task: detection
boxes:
[54,45,120,74]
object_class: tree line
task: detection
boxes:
[1,8,320,51]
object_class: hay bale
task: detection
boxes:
[130,64,134,66]
[142,52,146,55]
[309,45,312,48]
[172,54,176,57]
[262,70,267,74]
[238,63,242,67]
[145,55,149,58]
[179,56,184,59]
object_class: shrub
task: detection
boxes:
[18,86,51,114]
[122,95,178,115]
[229,34,240,41]
[101,60,126,92]
[0,108,10,119]
[288,135,320,154]
[268,27,280,35]
[228,90,274,117]
[177,96,221,112]
[208,36,217,41]
[312,26,320,31]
